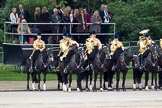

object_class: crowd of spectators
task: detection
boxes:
[9,4,111,44]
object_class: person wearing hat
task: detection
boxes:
[85,30,102,63]
[160,38,162,48]
[137,30,151,69]
[63,33,79,73]
[29,32,45,68]
[58,32,70,61]
[110,33,125,71]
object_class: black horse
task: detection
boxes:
[143,43,160,90]
[115,47,133,91]
[92,45,110,91]
[132,54,143,90]
[25,48,54,91]
[158,49,162,89]
[82,57,93,91]
[62,47,85,92]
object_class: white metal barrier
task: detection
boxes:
[4,22,116,43]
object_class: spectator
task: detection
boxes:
[99,4,111,44]
[17,4,30,22]
[10,7,19,43]
[39,6,51,44]
[17,14,25,24]
[77,8,87,43]
[58,4,65,33]
[51,8,61,43]
[84,9,91,32]
[17,19,31,44]
[34,7,41,29]
[90,10,102,33]
[72,9,79,41]
[62,7,71,33]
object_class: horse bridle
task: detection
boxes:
[73,47,84,69]
[150,44,159,66]
[100,46,110,68]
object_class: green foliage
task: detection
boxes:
[108,0,162,41]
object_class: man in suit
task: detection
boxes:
[51,8,61,43]
[17,4,30,22]
[99,5,111,44]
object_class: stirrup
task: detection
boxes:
[112,65,116,71]
[56,67,60,71]
[158,66,162,71]
[29,67,33,73]
[63,66,68,74]
[126,65,130,69]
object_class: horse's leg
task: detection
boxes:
[93,71,98,92]
[158,71,162,89]
[31,72,36,91]
[122,71,127,91]
[155,71,158,90]
[133,69,137,90]
[145,71,149,90]
[38,72,41,91]
[100,72,103,92]
[85,71,89,91]
[108,70,113,91]
[89,70,93,91]
[27,72,30,91]
[116,70,120,91]
[57,72,61,90]
[77,72,83,92]
[79,72,83,91]
[62,73,68,92]
[43,72,47,91]
[138,70,143,90]
[68,73,72,92]
[151,71,155,89]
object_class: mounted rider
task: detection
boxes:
[85,31,102,64]
[110,33,128,71]
[63,33,79,73]
[137,29,154,69]
[57,32,70,61]
[29,32,46,68]
[160,38,162,48]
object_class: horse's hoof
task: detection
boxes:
[100,88,103,92]
[145,86,149,91]
[89,85,93,91]
[123,88,126,91]
[77,88,80,92]
[68,88,72,92]
[63,84,67,92]
[93,88,97,92]
[43,84,46,91]
[108,87,113,91]
[151,85,155,90]
[133,84,136,90]
[32,83,35,91]
[116,88,120,91]
[85,88,89,91]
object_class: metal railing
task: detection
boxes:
[4,22,116,43]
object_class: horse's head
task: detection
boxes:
[124,46,133,59]
[46,48,54,62]
[132,54,140,69]
[150,43,160,61]
[77,47,85,59]
[101,45,111,60]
